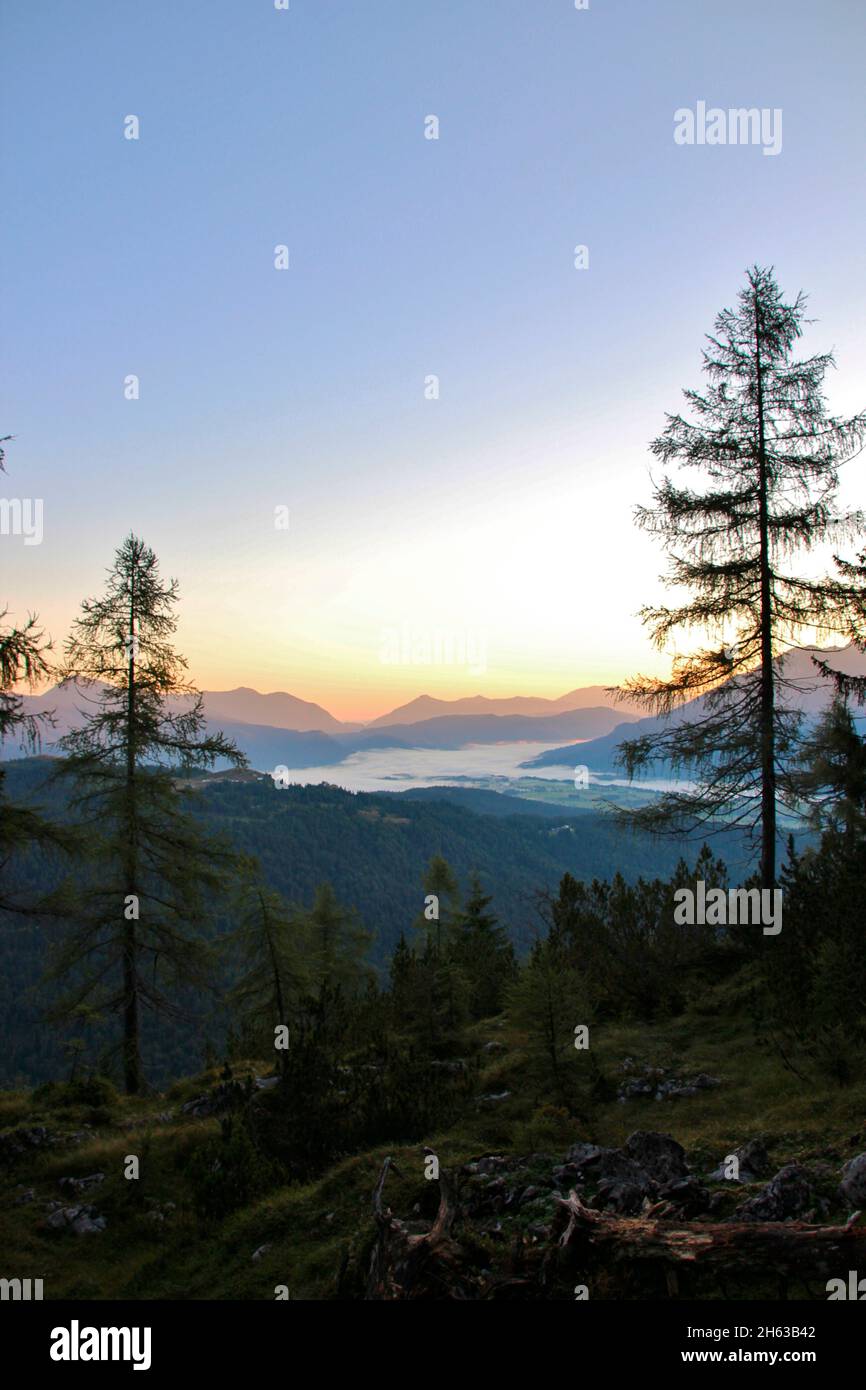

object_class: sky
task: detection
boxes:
[3,0,865,721]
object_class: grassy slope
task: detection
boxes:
[1,973,863,1301]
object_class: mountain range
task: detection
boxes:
[7,682,643,770]
[5,645,860,774]
[522,644,865,773]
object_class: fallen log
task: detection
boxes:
[547,1191,866,1296]
[364,1161,866,1299]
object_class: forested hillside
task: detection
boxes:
[0,756,754,1086]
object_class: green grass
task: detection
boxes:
[1,979,863,1300]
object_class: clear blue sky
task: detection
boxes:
[3,0,864,717]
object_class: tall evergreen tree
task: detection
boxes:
[387,931,418,1030]
[0,430,71,905]
[509,924,586,1109]
[225,867,311,1076]
[615,267,866,886]
[789,696,866,836]
[452,873,516,1019]
[304,881,373,1012]
[413,853,459,955]
[0,609,71,910]
[50,534,245,1092]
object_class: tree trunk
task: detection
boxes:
[363,1162,866,1299]
[262,893,288,1078]
[754,293,777,890]
[123,578,142,1094]
[549,1191,866,1293]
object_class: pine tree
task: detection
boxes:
[414,853,459,955]
[50,534,245,1092]
[615,267,866,887]
[509,926,586,1108]
[387,931,417,1030]
[451,873,516,1018]
[789,697,866,836]
[304,881,372,1014]
[225,867,311,1076]
[0,609,73,910]
[0,429,73,903]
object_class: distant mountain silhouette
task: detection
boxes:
[337,706,639,753]
[366,686,646,726]
[200,687,361,733]
[8,645,858,774]
[522,644,865,773]
[204,720,347,770]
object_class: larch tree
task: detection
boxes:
[614,266,866,887]
[413,853,459,956]
[304,881,373,1014]
[451,873,516,1019]
[226,867,312,1076]
[0,609,72,909]
[50,533,245,1093]
[0,436,72,906]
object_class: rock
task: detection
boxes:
[254,1077,279,1091]
[71,1208,107,1236]
[624,1132,689,1184]
[180,1079,247,1118]
[733,1164,817,1222]
[476,1091,511,1106]
[708,1139,770,1183]
[251,1243,271,1261]
[551,1162,582,1189]
[46,1203,106,1235]
[594,1179,649,1215]
[144,1198,176,1224]
[464,1155,507,1176]
[0,1125,56,1164]
[59,1173,105,1194]
[481,1041,506,1055]
[617,1067,722,1102]
[12,1187,35,1205]
[562,1133,693,1214]
[181,1095,210,1117]
[840,1153,866,1208]
[565,1141,603,1166]
[460,1155,554,1219]
[618,1079,656,1101]
[431,1060,468,1076]
[571,1146,650,1186]
[656,1176,710,1217]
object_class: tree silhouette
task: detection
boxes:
[615,266,866,886]
[50,534,245,1092]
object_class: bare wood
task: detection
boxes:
[551,1191,866,1279]
[366,1152,471,1299]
